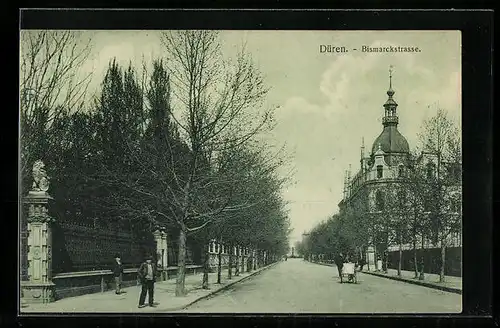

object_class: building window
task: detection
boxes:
[400,189,407,204]
[398,164,404,177]
[209,242,214,253]
[426,163,436,180]
[377,165,383,179]
[423,198,431,212]
[450,197,461,213]
[375,190,385,211]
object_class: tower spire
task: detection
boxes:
[383,65,398,127]
[389,65,393,90]
[360,137,365,170]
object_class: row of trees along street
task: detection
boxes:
[20,30,292,296]
[296,108,462,283]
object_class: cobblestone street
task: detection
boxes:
[177,259,462,313]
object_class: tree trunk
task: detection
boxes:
[359,248,363,268]
[384,232,389,273]
[253,250,257,270]
[413,237,418,279]
[202,241,210,289]
[398,236,403,277]
[440,240,446,283]
[247,249,252,272]
[217,240,222,284]
[419,233,425,280]
[241,250,246,273]
[228,244,233,279]
[175,229,187,296]
[235,247,240,276]
[384,251,389,274]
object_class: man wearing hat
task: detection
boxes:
[137,254,157,308]
[112,254,124,295]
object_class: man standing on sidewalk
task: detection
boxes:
[112,254,124,295]
[137,254,157,308]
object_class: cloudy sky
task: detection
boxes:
[77,30,461,245]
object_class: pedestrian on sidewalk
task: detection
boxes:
[359,257,366,272]
[137,254,157,308]
[112,254,124,295]
[334,253,344,279]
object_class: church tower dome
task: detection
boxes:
[371,66,410,163]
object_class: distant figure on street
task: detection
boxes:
[137,254,157,308]
[112,254,124,295]
[359,257,366,271]
[334,253,344,279]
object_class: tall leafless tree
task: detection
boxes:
[418,107,462,282]
[125,31,277,296]
[20,30,93,184]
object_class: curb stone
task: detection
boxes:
[161,261,281,312]
[361,270,462,295]
[309,261,462,295]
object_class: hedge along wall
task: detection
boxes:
[387,246,462,277]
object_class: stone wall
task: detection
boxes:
[387,246,462,277]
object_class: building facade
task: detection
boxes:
[338,71,462,274]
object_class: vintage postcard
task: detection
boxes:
[19,29,462,314]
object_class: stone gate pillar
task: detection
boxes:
[366,246,375,271]
[154,229,168,281]
[21,160,55,304]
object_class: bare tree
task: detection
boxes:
[125,31,276,296]
[418,107,462,282]
[397,158,429,279]
[20,30,93,183]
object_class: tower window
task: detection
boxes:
[377,165,383,179]
[398,164,405,177]
[375,190,385,211]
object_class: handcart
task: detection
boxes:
[340,262,357,284]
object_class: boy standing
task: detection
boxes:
[112,254,124,295]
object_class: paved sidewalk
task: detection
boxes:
[362,268,462,294]
[311,261,462,294]
[21,263,278,313]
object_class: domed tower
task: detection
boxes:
[371,67,410,166]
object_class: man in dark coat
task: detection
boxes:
[137,254,157,308]
[359,256,366,271]
[112,254,124,295]
[334,253,344,279]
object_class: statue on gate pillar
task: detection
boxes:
[21,160,56,304]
